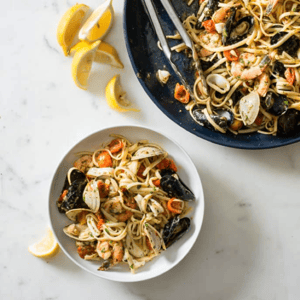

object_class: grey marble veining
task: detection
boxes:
[0,0,300,299]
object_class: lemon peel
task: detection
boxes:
[28,228,59,258]
[57,3,90,56]
[105,75,139,112]
[71,40,101,90]
[79,0,114,43]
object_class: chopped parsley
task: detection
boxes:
[105,229,109,234]
[284,100,289,105]
[130,264,134,269]
[145,223,149,228]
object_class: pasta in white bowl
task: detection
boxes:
[49,125,204,282]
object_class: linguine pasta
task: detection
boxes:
[57,135,193,273]
[170,0,300,135]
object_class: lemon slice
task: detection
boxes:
[71,40,100,90]
[28,228,59,258]
[105,75,139,112]
[79,0,114,43]
[70,41,124,69]
[57,3,90,56]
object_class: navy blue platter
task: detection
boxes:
[123,0,300,149]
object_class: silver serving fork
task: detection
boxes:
[141,0,208,99]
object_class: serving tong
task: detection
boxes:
[141,0,208,99]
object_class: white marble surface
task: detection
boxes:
[1,0,300,299]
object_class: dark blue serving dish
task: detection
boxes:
[123,0,300,149]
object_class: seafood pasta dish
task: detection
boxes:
[170,0,300,136]
[56,135,194,273]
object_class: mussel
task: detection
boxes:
[271,32,300,57]
[193,108,234,130]
[57,169,88,213]
[196,0,219,29]
[160,169,195,201]
[162,216,191,248]
[278,109,300,136]
[262,92,288,116]
[224,15,254,45]
[222,7,236,45]
[272,61,286,78]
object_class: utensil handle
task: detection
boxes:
[160,0,193,49]
[141,0,172,60]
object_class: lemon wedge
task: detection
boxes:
[105,75,139,112]
[71,41,124,69]
[71,40,100,90]
[28,228,59,258]
[57,3,90,56]
[79,0,114,43]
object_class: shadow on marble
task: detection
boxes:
[122,170,260,300]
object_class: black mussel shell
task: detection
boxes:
[272,61,286,78]
[193,108,234,130]
[160,172,195,201]
[222,7,236,45]
[226,16,254,45]
[271,32,300,57]
[57,178,88,213]
[204,0,219,18]
[70,169,86,183]
[162,216,191,248]
[278,109,300,136]
[263,92,288,116]
[61,169,86,191]
[160,168,176,177]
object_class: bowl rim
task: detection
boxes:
[48,124,205,282]
[122,0,300,150]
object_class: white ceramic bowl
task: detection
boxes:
[49,125,205,282]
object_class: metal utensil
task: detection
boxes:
[141,0,208,99]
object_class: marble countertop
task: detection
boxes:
[1,0,300,299]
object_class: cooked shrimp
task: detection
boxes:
[231,53,269,80]
[96,241,112,260]
[112,241,124,264]
[116,210,133,222]
[212,7,231,23]
[104,198,123,214]
[199,32,222,57]
[254,73,271,97]
[73,155,93,173]
[96,151,113,168]
[104,197,133,221]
